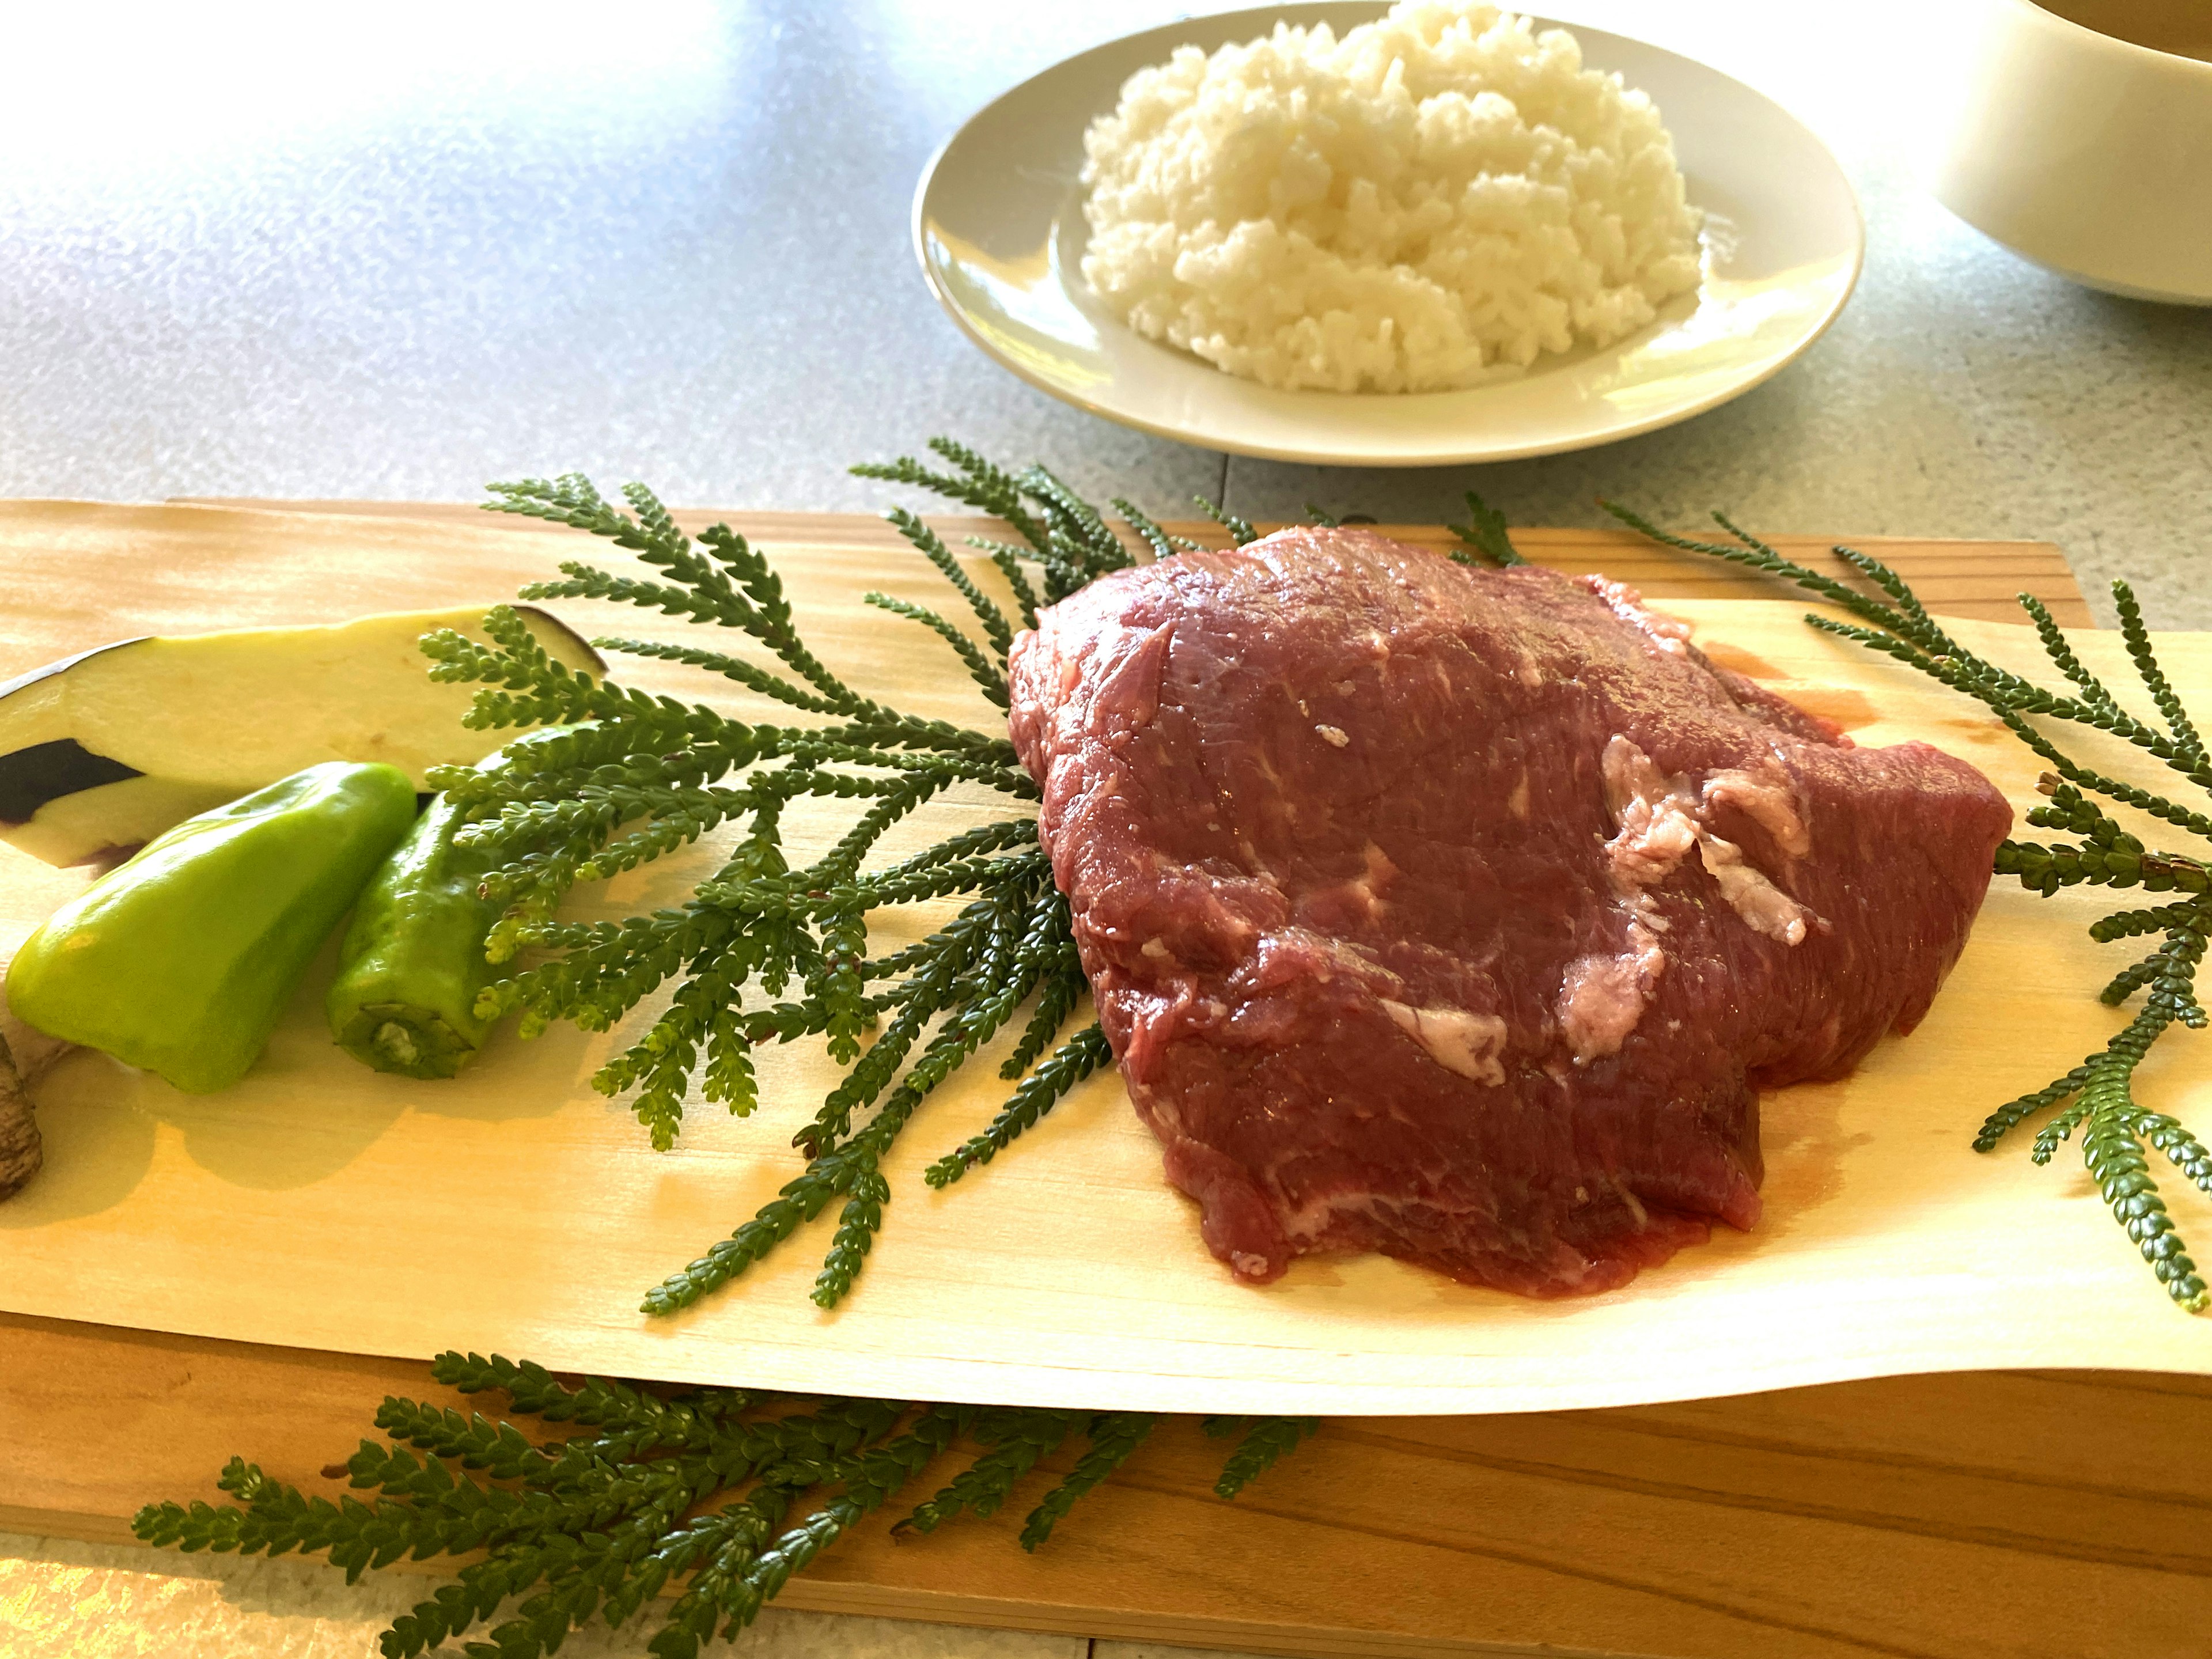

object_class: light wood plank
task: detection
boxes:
[0,503,2199,1423]
[5,1310,2206,1659]
[5,509,2204,1659]
[176,498,2094,627]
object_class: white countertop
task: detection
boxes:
[3,0,2205,622]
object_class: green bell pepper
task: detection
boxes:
[325,791,505,1079]
[5,761,418,1094]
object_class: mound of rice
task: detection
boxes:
[1079,2,1703,395]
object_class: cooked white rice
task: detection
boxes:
[1079,1,1704,395]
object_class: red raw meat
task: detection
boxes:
[1007,528,2012,1297]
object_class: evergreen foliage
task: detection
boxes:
[422,458,2212,1316]
[408,449,1162,1317]
[132,459,2212,1656]
[1202,1414,1324,1498]
[416,444,1286,1319]
[134,1353,1301,1658]
[1444,490,1525,569]
[1604,501,2212,1311]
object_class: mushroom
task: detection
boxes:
[0,976,71,1199]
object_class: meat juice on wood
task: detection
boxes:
[1007,529,2013,1297]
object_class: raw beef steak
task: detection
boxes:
[1007,529,2012,1297]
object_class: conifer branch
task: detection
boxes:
[1605,502,2212,1312]
[926,1020,1109,1189]
[1203,1414,1324,1498]
[1116,497,1205,560]
[1193,494,1258,547]
[446,450,1241,1317]
[1017,1412,1156,1551]
[965,536,1044,628]
[424,461,1130,1316]
[1446,490,1524,568]
[881,506,1016,660]
[138,1357,1318,1659]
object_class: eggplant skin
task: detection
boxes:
[0,638,147,700]
[0,738,142,827]
[0,605,603,867]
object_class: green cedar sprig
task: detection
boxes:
[1118,497,1207,560]
[1015,1410,1157,1550]
[134,1353,1306,1659]
[1603,500,2212,1312]
[1203,1413,1325,1498]
[925,1018,1108,1190]
[1445,490,1525,569]
[1192,494,1258,546]
[893,1407,1079,1535]
[407,452,1183,1317]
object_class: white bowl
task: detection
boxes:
[1933,0,2212,303]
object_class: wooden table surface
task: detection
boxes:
[7,511,2206,1659]
[9,1311,2210,1659]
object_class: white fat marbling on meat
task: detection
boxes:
[1702,767,1810,858]
[1315,723,1350,747]
[1361,840,1399,888]
[1581,737,1819,1047]
[1558,907,1668,1063]
[1323,841,1400,923]
[1589,579,1694,656]
[1698,835,1812,944]
[1119,979,1203,1084]
[1275,1187,1385,1244]
[1508,772,1531,820]
[1611,1176,1651,1230]
[1601,736,1817,942]
[1234,927,1399,1001]
[1601,736,1702,887]
[1378,999,1508,1085]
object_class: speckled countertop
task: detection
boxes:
[2,1,2206,1655]
[0,1531,1169,1659]
[5,0,2206,622]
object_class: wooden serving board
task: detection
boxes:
[0,503,2204,1424]
[2,506,2206,1658]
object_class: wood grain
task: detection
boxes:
[0,503,2201,1423]
[5,1309,2207,1659]
[1,508,2203,1659]
[179,498,2099,628]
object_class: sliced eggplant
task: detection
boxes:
[0,605,601,866]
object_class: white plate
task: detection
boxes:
[914,5,1864,467]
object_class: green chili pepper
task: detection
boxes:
[4,761,417,1094]
[325,791,505,1079]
